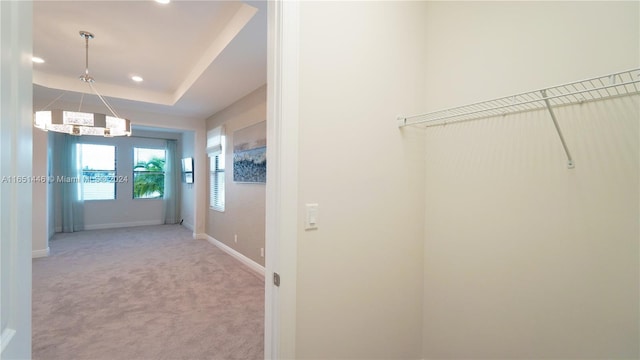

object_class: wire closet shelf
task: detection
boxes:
[398,68,640,128]
[398,68,640,169]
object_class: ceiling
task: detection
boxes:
[32,0,267,125]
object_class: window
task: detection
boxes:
[80,144,116,200]
[133,148,166,199]
[210,153,225,211]
[208,125,225,211]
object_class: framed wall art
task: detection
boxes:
[233,121,266,183]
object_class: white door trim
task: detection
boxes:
[0,1,33,358]
[265,1,300,359]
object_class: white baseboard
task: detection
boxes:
[194,232,205,240]
[182,221,194,232]
[32,247,50,258]
[83,220,164,231]
[202,234,265,278]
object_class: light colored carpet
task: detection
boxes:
[32,225,264,360]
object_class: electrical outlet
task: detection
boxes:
[234,234,238,243]
[260,248,264,257]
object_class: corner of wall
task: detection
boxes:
[31,247,50,259]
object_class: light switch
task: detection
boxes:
[305,203,318,230]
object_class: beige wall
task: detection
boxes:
[206,85,266,266]
[422,2,639,358]
[423,1,640,112]
[295,2,427,358]
[423,98,640,358]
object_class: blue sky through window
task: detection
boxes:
[80,144,115,170]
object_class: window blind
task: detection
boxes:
[207,125,225,156]
[208,125,226,210]
[210,154,225,210]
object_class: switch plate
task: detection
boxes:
[305,203,318,230]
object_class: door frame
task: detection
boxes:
[264,0,300,359]
[0,1,34,359]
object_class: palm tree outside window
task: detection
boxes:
[133,148,166,199]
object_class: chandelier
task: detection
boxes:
[34,31,132,137]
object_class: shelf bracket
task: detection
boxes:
[541,89,575,169]
[397,115,407,128]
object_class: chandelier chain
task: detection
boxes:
[38,92,67,112]
[89,82,121,120]
[78,93,84,112]
[85,34,89,76]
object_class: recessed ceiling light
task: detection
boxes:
[32,57,45,64]
[155,0,170,4]
[131,75,144,82]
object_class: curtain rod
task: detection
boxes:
[128,135,179,141]
[58,133,177,142]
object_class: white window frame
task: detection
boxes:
[79,143,116,201]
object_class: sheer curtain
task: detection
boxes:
[58,133,84,232]
[163,139,180,224]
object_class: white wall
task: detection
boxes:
[295,2,427,358]
[422,2,639,358]
[47,132,55,238]
[206,85,266,266]
[0,1,33,358]
[181,130,196,232]
[32,127,49,257]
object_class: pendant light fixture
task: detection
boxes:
[34,31,132,137]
